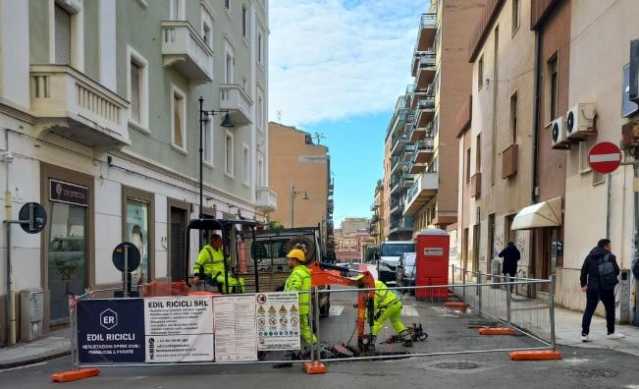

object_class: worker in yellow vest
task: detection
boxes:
[193,234,244,293]
[284,247,317,346]
[370,280,412,347]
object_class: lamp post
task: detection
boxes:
[289,184,309,228]
[198,97,234,219]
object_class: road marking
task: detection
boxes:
[329,305,344,317]
[0,361,47,373]
[402,305,419,317]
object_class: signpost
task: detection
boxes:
[588,142,623,174]
[112,243,141,297]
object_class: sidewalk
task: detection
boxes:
[554,306,639,356]
[0,328,70,369]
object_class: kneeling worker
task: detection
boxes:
[284,247,317,346]
[371,280,412,347]
[193,234,244,293]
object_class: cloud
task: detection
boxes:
[269,0,428,125]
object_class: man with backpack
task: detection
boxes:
[580,239,624,342]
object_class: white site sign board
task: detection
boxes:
[144,296,214,363]
[255,292,301,351]
[213,295,258,362]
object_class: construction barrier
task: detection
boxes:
[59,268,559,380]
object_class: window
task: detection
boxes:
[548,56,559,121]
[225,0,230,10]
[169,0,184,20]
[505,214,515,243]
[225,131,234,176]
[510,92,518,144]
[466,148,471,183]
[257,154,264,187]
[127,46,149,130]
[201,6,213,48]
[54,4,71,64]
[478,56,484,90]
[242,5,248,38]
[487,213,495,262]
[257,92,264,130]
[242,145,250,185]
[122,187,155,285]
[257,30,264,64]
[224,46,234,83]
[475,134,481,173]
[512,0,520,35]
[171,86,187,151]
[203,118,213,165]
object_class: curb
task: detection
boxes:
[0,349,71,370]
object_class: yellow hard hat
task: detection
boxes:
[287,248,306,263]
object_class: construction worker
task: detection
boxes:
[193,234,244,293]
[370,280,412,347]
[284,247,317,346]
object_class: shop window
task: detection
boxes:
[122,187,154,285]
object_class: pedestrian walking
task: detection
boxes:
[580,239,625,342]
[498,241,520,288]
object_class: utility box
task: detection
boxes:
[20,289,44,342]
[415,228,449,300]
[619,270,631,324]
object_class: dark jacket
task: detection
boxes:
[498,245,521,275]
[580,247,620,291]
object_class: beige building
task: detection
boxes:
[459,0,537,277]
[268,122,333,232]
[370,180,384,245]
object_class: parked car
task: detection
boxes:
[396,252,416,294]
[377,241,415,286]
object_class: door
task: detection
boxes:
[169,206,188,281]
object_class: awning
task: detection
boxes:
[511,197,562,230]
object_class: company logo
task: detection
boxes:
[99,308,118,330]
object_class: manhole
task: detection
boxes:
[432,361,481,370]
[568,368,618,379]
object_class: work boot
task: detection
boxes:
[400,330,413,348]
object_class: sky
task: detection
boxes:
[269,0,428,226]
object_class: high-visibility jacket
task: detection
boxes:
[193,245,225,278]
[284,264,312,315]
[373,280,400,313]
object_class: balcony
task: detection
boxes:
[256,187,278,212]
[390,201,404,216]
[220,84,253,126]
[390,216,414,235]
[414,137,434,164]
[161,21,214,82]
[416,96,435,128]
[410,120,433,143]
[404,172,438,215]
[502,144,518,179]
[402,143,417,161]
[409,160,427,175]
[391,134,409,156]
[471,172,482,198]
[30,65,130,149]
[416,53,436,89]
[417,13,437,51]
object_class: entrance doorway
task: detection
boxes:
[168,200,190,281]
[41,164,94,327]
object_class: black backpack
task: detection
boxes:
[598,254,618,290]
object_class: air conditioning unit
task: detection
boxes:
[550,116,569,149]
[566,103,596,141]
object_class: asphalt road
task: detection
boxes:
[2,293,638,388]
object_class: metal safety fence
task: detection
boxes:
[65,270,557,372]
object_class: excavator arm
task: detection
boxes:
[309,263,376,343]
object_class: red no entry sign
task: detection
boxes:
[588,142,622,174]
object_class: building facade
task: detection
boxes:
[369,180,384,246]
[268,122,333,236]
[0,0,272,344]
[334,218,373,263]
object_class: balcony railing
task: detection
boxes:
[220,84,253,126]
[390,216,414,234]
[417,95,435,110]
[161,21,214,82]
[420,13,437,28]
[414,138,435,164]
[30,65,130,149]
[415,13,437,59]
[256,187,278,212]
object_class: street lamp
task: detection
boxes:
[289,184,309,228]
[199,97,234,220]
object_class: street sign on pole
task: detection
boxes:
[589,142,622,174]
[18,202,47,234]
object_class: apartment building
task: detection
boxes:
[0,0,271,344]
[459,0,537,277]
[460,0,639,323]
[268,122,334,241]
[334,218,373,262]
[369,180,384,246]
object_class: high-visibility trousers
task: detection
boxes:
[371,300,407,336]
[300,313,317,345]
